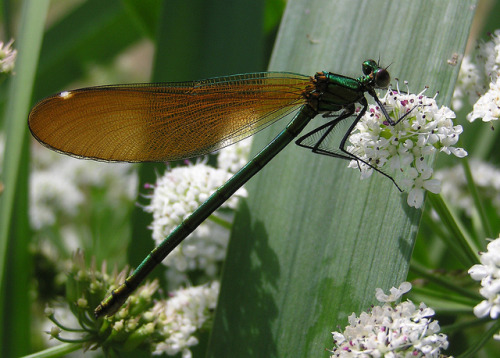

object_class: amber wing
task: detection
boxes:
[28,72,311,162]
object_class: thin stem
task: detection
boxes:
[427,193,480,266]
[410,262,482,301]
[457,319,500,358]
[461,157,494,239]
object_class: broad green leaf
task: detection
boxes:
[209,0,476,356]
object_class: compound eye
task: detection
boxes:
[362,59,378,75]
[375,68,390,88]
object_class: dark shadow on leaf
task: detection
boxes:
[208,200,280,357]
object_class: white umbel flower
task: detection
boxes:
[30,171,84,229]
[30,148,137,229]
[467,76,500,122]
[152,281,219,357]
[453,29,500,121]
[144,161,247,281]
[468,235,500,340]
[330,282,450,357]
[347,86,467,208]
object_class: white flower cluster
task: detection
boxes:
[0,39,16,74]
[468,236,500,340]
[467,76,500,122]
[30,148,137,230]
[347,87,467,208]
[452,56,483,111]
[152,281,219,357]
[30,170,85,230]
[330,282,450,357]
[435,160,500,217]
[144,159,247,285]
[216,137,252,174]
[478,30,500,77]
[453,29,500,122]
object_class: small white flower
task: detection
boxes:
[152,281,219,356]
[54,157,138,203]
[217,137,252,174]
[455,30,500,122]
[29,171,84,229]
[29,148,138,230]
[42,305,80,345]
[479,29,500,78]
[469,236,500,333]
[452,56,484,111]
[347,85,466,208]
[330,283,450,357]
[375,281,412,302]
[0,39,17,74]
[467,77,500,122]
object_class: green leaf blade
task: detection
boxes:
[209,0,476,356]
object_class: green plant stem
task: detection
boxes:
[461,156,494,239]
[458,319,500,358]
[0,1,50,355]
[410,262,482,301]
[20,342,82,358]
[427,193,480,266]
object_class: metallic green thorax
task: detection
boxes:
[305,60,390,114]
